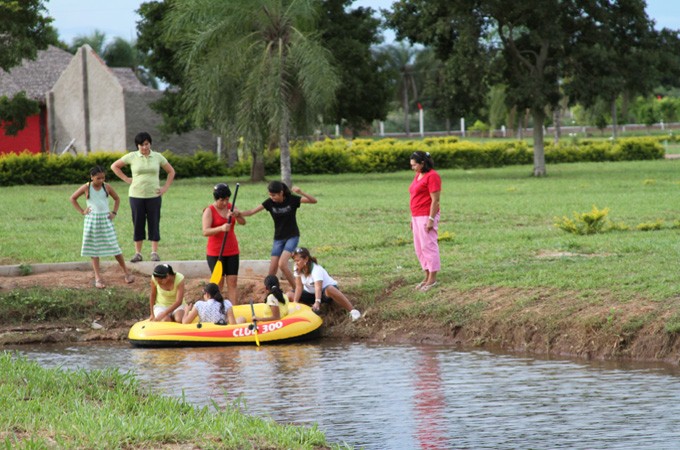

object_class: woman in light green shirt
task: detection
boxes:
[111,132,175,263]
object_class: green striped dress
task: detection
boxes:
[81,184,122,257]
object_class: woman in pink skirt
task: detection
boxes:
[409,151,441,292]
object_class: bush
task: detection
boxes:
[554,205,611,235]
[0,150,228,186]
[0,136,665,186]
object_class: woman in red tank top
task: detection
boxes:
[202,183,246,304]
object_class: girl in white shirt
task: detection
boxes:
[183,282,236,325]
[292,247,361,321]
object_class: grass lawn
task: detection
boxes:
[2,158,680,302]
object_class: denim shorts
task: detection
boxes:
[271,236,300,257]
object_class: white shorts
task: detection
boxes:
[154,304,185,319]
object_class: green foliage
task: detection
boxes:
[554,206,611,235]
[0,0,53,71]
[469,120,490,133]
[0,287,146,324]
[0,136,665,186]
[17,264,32,276]
[0,92,40,136]
[0,354,330,448]
[0,151,227,186]
[636,220,664,231]
[319,0,390,133]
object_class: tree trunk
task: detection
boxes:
[553,108,561,145]
[250,148,265,182]
[279,109,293,188]
[532,108,547,176]
[403,85,410,136]
[610,97,618,139]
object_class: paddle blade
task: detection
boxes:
[210,261,223,284]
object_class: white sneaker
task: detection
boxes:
[350,309,361,321]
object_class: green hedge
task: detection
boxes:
[0,136,665,186]
[0,151,227,186]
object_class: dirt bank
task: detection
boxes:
[2,265,680,365]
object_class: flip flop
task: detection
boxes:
[420,282,438,292]
[125,274,135,284]
[95,280,106,289]
[414,281,426,291]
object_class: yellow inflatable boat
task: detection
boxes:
[128,302,322,347]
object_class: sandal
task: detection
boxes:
[125,274,135,284]
[414,281,426,291]
[95,279,106,289]
[420,282,438,292]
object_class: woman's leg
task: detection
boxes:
[225,275,239,305]
[147,197,162,259]
[278,250,295,288]
[115,254,134,283]
[412,216,429,285]
[324,285,354,312]
[92,257,103,286]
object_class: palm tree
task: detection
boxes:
[70,32,158,88]
[166,0,339,185]
[377,43,421,135]
[69,30,107,55]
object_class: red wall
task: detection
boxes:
[0,114,42,155]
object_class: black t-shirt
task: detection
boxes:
[262,195,302,240]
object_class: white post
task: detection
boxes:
[460,118,466,138]
[501,125,506,138]
[661,120,665,131]
[335,124,340,138]
[419,108,424,137]
[379,121,385,137]
[216,136,222,159]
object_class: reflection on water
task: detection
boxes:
[10,341,680,449]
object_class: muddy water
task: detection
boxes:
[11,341,680,449]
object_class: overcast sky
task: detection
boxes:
[46,0,680,47]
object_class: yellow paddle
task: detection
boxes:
[209,183,239,285]
[249,300,260,347]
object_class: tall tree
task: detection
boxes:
[69,30,107,55]
[166,0,339,185]
[376,43,421,135]
[0,0,52,71]
[0,0,53,136]
[318,0,390,137]
[386,2,492,129]
[389,0,664,176]
[563,0,659,139]
[69,31,158,88]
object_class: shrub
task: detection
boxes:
[554,205,611,235]
[0,136,665,186]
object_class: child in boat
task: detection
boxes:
[149,264,186,322]
[183,282,237,325]
[292,247,361,321]
[252,275,290,322]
